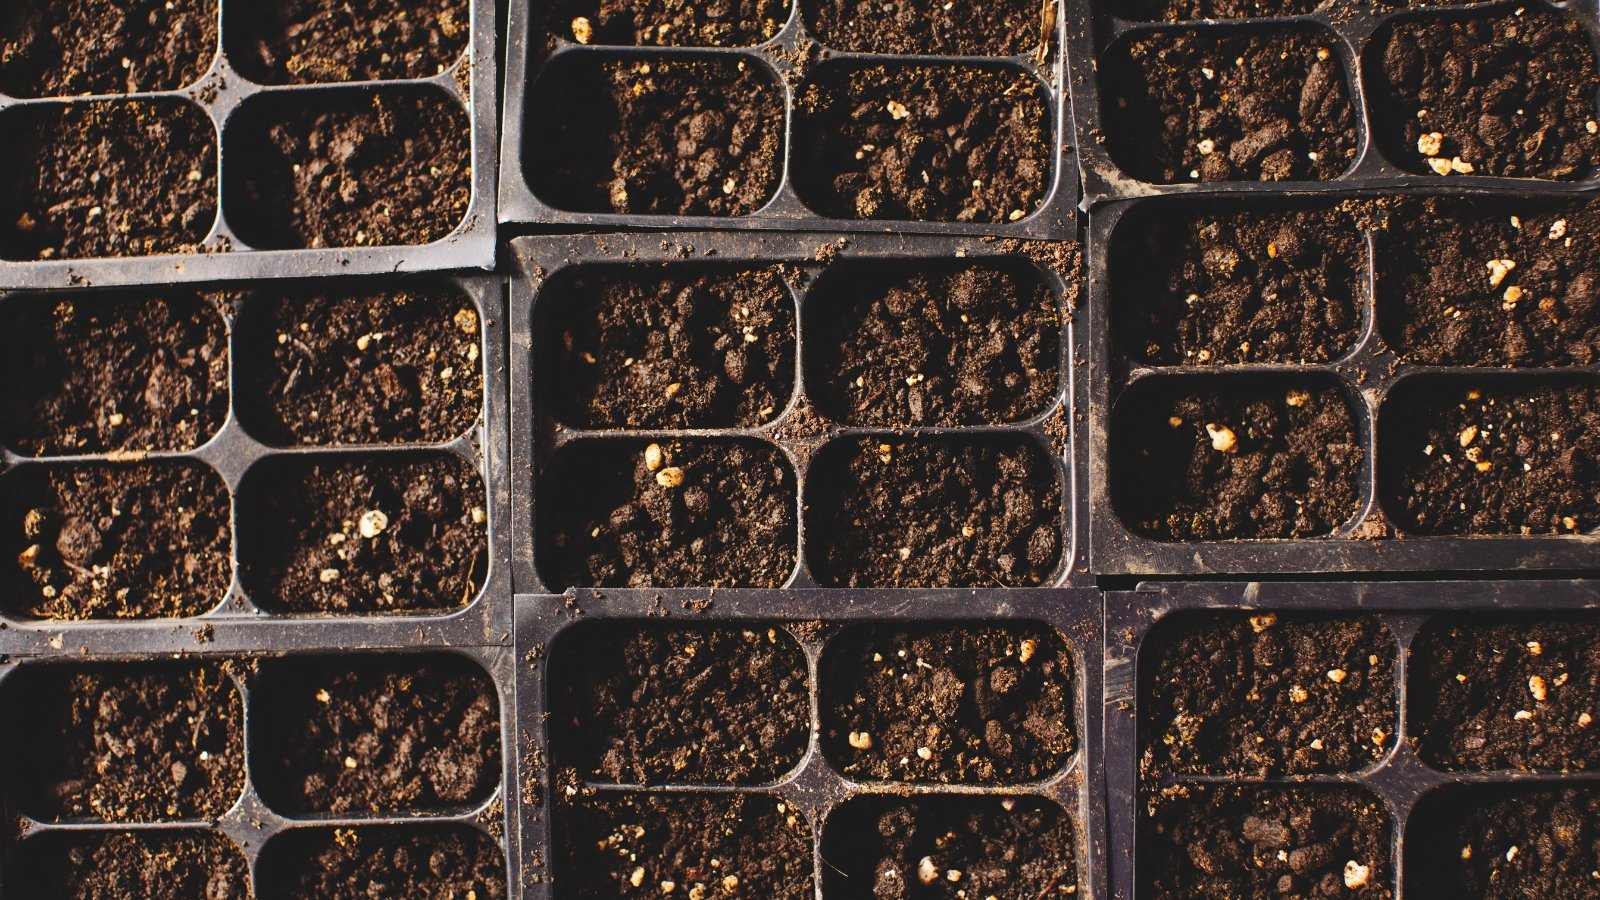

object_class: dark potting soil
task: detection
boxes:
[822,623,1074,783]
[7,662,242,822]
[1113,204,1365,365]
[0,292,229,456]
[1141,785,1394,899]
[1113,379,1363,540]
[1410,616,1600,772]
[1373,8,1600,181]
[259,824,507,899]
[1113,0,1319,23]
[1139,613,1397,780]
[804,0,1041,55]
[0,0,216,97]
[1407,786,1600,899]
[552,624,810,784]
[539,439,797,589]
[227,0,469,84]
[794,63,1052,223]
[14,830,249,900]
[541,266,795,429]
[236,285,484,446]
[807,259,1063,427]
[1380,380,1600,536]
[240,453,488,613]
[1103,30,1356,183]
[809,436,1062,587]
[0,461,232,620]
[225,87,471,250]
[528,55,783,217]
[0,99,217,261]
[547,0,788,46]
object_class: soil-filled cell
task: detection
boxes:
[226,0,469,84]
[258,824,506,899]
[1111,0,1319,22]
[1407,786,1600,898]
[12,830,249,900]
[803,0,1041,55]
[0,0,217,97]
[546,0,788,46]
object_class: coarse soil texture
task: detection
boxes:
[0,292,229,456]
[226,87,471,249]
[804,0,1040,55]
[236,285,484,445]
[528,55,783,217]
[259,824,507,899]
[1113,378,1364,540]
[822,623,1074,783]
[548,0,788,46]
[808,259,1063,427]
[1380,379,1600,535]
[0,461,232,620]
[539,439,797,589]
[541,266,794,429]
[0,99,217,261]
[1141,785,1393,898]
[809,436,1062,587]
[227,0,469,84]
[240,453,487,613]
[1410,615,1600,772]
[0,0,216,97]
[1114,203,1365,365]
[1139,613,1397,779]
[1103,29,1356,183]
[1114,0,1319,23]
[795,63,1052,223]
[1373,8,1600,180]
[1407,786,1600,898]
[13,830,249,900]
[6,662,242,822]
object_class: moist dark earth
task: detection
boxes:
[1374,8,1600,180]
[227,0,470,84]
[547,0,788,46]
[808,260,1062,427]
[805,0,1040,55]
[795,64,1052,223]
[14,830,249,900]
[260,825,508,899]
[1,461,233,620]
[0,0,216,97]
[1407,786,1600,898]
[1114,0,1319,22]
[0,293,229,456]
[542,266,794,429]
[1103,30,1356,183]
[553,624,810,784]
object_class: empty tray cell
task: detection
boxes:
[234,283,484,446]
[257,823,507,898]
[1375,198,1600,367]
[237,452,487,614]
[1407,785,1600,898]
[525,53,784,217]
[556,792,814,896]
[1101,28,1355,184]
[1409,614,1600,773]
[0,460,232,620]
[803,0,1041,55]
[806,258,1063,427]
[1111,375,1363,540]
[821,622,1073,783]
[0,291,228,456]
[537,438,798,589]
[538,265,795,429]
[1371,8,1600,180]
[1110,0,1320,23]
[1139,612,1397,780]
[1111,202,1365,366]
[1379,377,1600,536]
[0,0,217,97]
[224,85,470,250]
[4,661,242,821]
[10,829,248,899]
[808,435,1062,587]
[1141,784,1393,898]
[794,61,1052,224]
[0,98,217,261]
[545,0,789,47]
[225,0,470,84]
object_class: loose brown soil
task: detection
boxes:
[0,0,216,97]
[528,55,783,216]
[7,662,242,822]
[553,624,810,784]
[539,439,797,589]
[236,285,484,445]
[804,0,1039,55]
[541,266,794,429]
[822,623,1074,783]
[1114,0,1319,22]
[0,461,232,620]
[809,436,1062,587]
[1113,378,1364,540]
[1103,30,1356,183]
[1380,379,1600,535]
[547,0,788,46]
[1410,615,1600,772]
[0,293,229,456]
[1407,786,1600,898]
[227,0,469,84]
[240,453,487,613]
[808,259,1062,427]
[226,87,470,250]
[0,99,217,261]
[1113,204,1365,365]
[260,824,507,899]
[14,830,249,900]
[1140,613,1397,780]
[795,63,1052,223]
[1373,8,1600,181]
